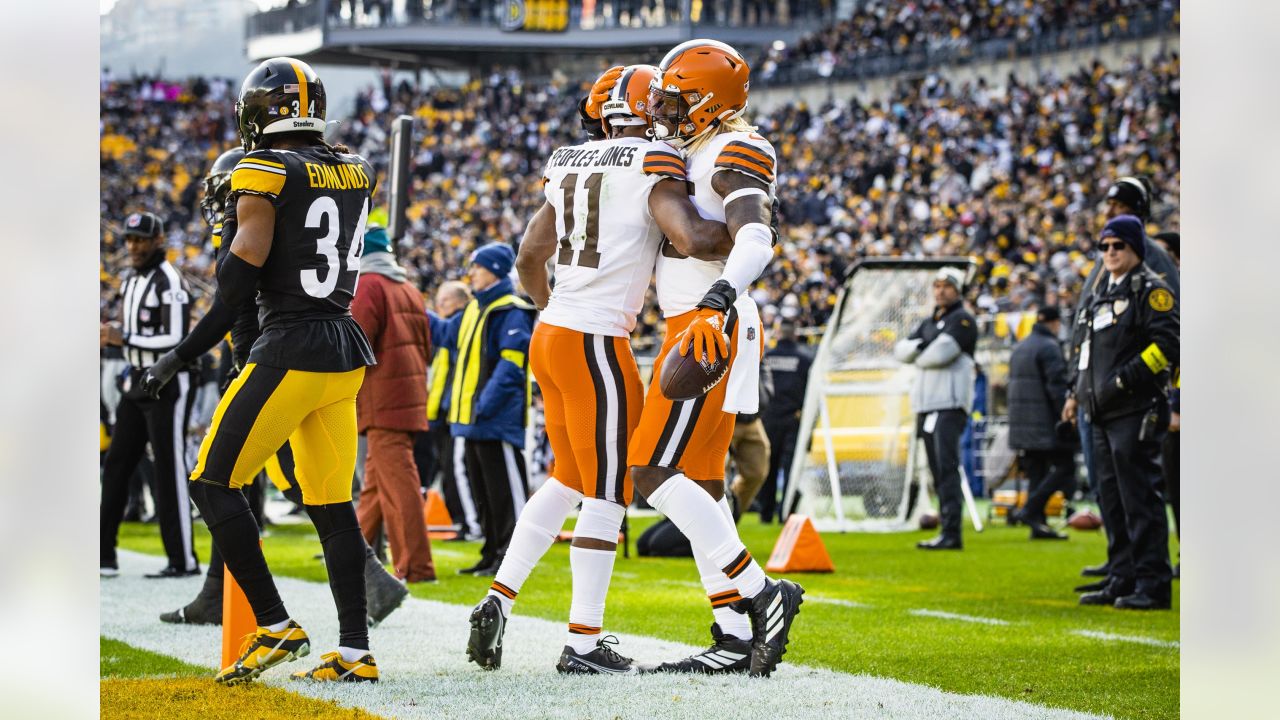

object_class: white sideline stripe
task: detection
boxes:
[1072,630,1179,649]
[103,550,1109,720]
[807,596,874,609]
[909,608,1012,626]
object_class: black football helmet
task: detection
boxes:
[200,147,245,226]
[235,57,327,151]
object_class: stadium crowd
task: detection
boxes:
[99,51,1180,355]
[756,0,1178,83]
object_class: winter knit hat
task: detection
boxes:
[470,242,516,278]
[1100,215,1146,261]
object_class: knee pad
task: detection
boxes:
[574,498,626,543]
[305,502,361,543]
[522,478,584,537]
[189,480,252,529]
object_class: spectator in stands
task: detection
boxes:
[352,224,437,583]
[424,280,482,540]
[446,244,536,576]
[1007,306,1074,541]
[757,319,813,522]
[893,267,978,551]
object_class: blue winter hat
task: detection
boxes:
[470,242,516,278]
[1100,214,1146,261]
[363,225,391,255]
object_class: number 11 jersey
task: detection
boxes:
[228,145,377,372]
[539,136,686,337]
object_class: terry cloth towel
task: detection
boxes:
[722,294,762,414]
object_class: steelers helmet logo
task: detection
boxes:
[1149,288,1174,312]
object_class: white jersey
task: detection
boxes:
[538,136,686,336]
[654,130,778,317]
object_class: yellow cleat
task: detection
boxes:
[215,621,310,685]
[291,651,379,683]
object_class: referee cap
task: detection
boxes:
[123,212,164,238]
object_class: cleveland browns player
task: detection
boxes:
[186,57,380,685]
[629,39,804,678]
[465,65,732,675]
[144,148,408,630]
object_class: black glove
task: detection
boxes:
[696,279,738,313]
[141,351,183,400]
[578,97,607,141]
[769,197,782,246]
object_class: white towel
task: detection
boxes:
[722,295,762,414]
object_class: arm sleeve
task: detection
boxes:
[172,295,236,363]
[914,333,962,368]
[474,310,533,421]
[126,271,190,352]
[892,320,928,363]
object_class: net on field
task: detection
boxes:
[785,261,967,532]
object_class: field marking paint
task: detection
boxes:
[102,550,1109,720]
[808,596,874,609]
[1072,629,1179,649]
[909,608,1012,626]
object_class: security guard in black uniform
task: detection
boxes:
[186,57,382,684]
[1064,215,1178,610]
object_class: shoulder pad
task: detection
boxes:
[714,133,776,185]
[231,150,288,199]
[642,146,686,181]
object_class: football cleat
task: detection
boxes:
[466,595,506,670]
[292,651,379,683]
[556,635,637,675]
[733,578,805,677]
[642,623,751,674]
[214,621,310,685]
[365,556,409,627]
[159,586,222,625]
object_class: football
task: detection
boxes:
[659,332,730,401]
[1067,509,1104,530]
[919,512,940,530]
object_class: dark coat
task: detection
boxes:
[1008,323,1070,451]
[351,270,431,433]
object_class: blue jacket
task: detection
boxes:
[446,278,536,448]
[426,308,460,420]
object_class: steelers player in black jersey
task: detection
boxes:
[188,57,380,685]
[145,147,408,630]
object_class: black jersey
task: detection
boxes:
[228,145,377,372]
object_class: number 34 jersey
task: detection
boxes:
[228,145,377,372]
[539,136,686,337]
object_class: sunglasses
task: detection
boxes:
[1098,241,1128,253]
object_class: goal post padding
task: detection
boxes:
[782,258,976,532]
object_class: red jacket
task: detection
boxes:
[351,270,430,433]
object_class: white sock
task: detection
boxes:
[487,477,582,617]
[565,499,624,654]
[265,619,291,633]
[647,474,767,598]
[566,546,615,653]
[691,496,752,641]
[338,646,368,663]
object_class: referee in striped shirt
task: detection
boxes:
[100,212,199,578]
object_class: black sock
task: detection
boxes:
[195,540,225,601]
[190,481,288,627]
[306,502,369,651]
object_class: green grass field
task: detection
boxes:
[116,509,1178,719]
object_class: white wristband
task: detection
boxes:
[723,187,768,206]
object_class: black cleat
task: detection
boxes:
[733,578,805,677]
[917,535,963,550]
[365,556,409,627]
[642,623,751,674]
[556,635,637,675]
[466,596,506,670]
[145,566,201,579]
[1081,561,1110,577]
[160,583,223,625]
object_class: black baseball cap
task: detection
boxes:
[122,212,164,238]
[1036,306,1061,323]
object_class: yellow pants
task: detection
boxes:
[191,363,365,505]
